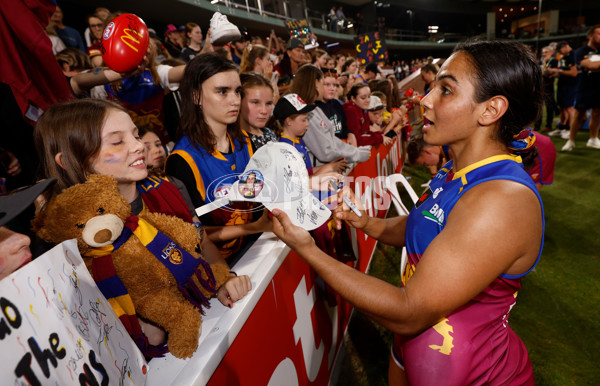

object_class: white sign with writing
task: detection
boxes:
[0,239,147,385]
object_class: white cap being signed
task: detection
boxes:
[196,142,331,231]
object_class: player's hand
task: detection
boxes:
[333,186,369,230]
[271,209,315,252]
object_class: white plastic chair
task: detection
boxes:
[384,174,419,277]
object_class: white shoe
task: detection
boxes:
[586,137,600,149]
[560,130,571,139]
[561,140,575,151]
[548,129,563,137]
[210,12,241,45]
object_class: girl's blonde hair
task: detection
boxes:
[240,44,269,74]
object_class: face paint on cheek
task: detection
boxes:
[102,153,123,163]
[101,146,124,163]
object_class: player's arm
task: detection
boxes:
[273,179,542,335]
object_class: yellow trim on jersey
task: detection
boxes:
[168,149,206,201]
[280,134,301,144]
[452,154,522,181]
[209,132,253,163]
[210,135,235,161]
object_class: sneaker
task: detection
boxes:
[560,130,571,140]
[586,137,600,149]
[548,129,563,136]
[210,12,241,45]
[561,140,575,151]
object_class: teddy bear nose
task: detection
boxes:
[94,229,113,244]
[82,214,125,247]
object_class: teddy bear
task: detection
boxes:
[32,174,230,359]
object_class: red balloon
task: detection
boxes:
[101,13,149,73]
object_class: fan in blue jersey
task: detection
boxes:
[166,53,272,262]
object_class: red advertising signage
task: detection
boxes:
[208,139,404,385]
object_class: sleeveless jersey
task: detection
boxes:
[169,134,255,259]
[400,154,544,385]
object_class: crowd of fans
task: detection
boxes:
[4,4,579,275]
[4,4,597,379]
[1,3,424,353]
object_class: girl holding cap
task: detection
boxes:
[166,53,271,261]
[273,94,356,266]
[272,40,544,385]
[287,64,371,167]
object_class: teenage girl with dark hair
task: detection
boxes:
[272,40,544,385]
[165,53,271,261]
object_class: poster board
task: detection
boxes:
[354,32,388,64]
[0,239,147,385]
[285,19,318,49]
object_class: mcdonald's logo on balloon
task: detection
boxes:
[101,13,149,73]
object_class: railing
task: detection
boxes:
[209,0,589,46]
[211,0,295,23]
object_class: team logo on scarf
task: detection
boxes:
[162,241,183,264]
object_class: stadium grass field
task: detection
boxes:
[335,130,600,385]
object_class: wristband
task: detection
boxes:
[229,271,238,276]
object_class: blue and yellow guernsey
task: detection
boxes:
[397,154,544,385]
[169,134,255,259]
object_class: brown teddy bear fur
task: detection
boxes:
[32,174,230,358]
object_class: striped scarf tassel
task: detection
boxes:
[177,256,217,313]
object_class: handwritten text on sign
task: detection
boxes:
[0,240,147,385]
